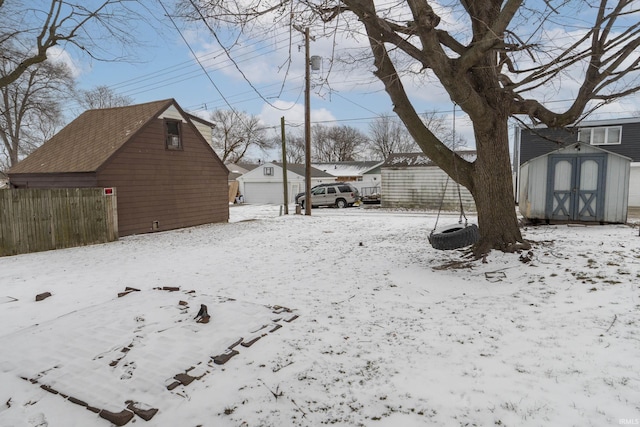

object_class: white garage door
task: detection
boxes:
[244,182,285,204]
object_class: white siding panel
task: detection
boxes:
[158,105,187,122]
[381,167,475,210]
[604,156,629,222]
[244,182,285,204]
[242,179,307,205]
[518,163,530,215]
[191,121,213,145]
[523,157,548,218]
[629,163,640,208]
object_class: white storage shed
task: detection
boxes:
[381,152,476,211]
[519,143,631,223]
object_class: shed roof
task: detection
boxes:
[273,163,335,178]
[382,151,477,167]
[9,99,178,174]
[312,161,384,177]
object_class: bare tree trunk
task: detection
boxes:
[470,115,529,256]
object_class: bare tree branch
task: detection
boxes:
[176,0,640,253]
[0,0,152,89]
[210,109,274,163]
[0,53,74,167]
[76,85,133,110]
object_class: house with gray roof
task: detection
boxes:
[312,160,383,184]
[236,162,335,204]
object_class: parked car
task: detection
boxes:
[298,183,360,209]
[294,183,343,204]
[294,185,319,205]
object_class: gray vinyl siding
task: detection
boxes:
[519,121,640,164]
[616,122,640,161]
[519,128,577,164]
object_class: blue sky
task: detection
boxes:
[68,14,419,138]
[61,2,476,160]
[62,1,640,162]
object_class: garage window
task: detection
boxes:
[263,167,274,176]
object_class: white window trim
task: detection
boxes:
[578,126,622,145]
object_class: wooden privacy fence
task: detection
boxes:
[0,188,118,257]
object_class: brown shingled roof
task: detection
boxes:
[9,99,175,174]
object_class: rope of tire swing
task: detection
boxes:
[430,103,468,236]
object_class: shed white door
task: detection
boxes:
[546,154,606,222]
[243,183,284,204]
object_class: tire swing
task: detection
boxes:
[428,173,479,250]
[428,105,480,251]
[429,222,479,250]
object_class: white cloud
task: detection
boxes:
[46,46,82,78]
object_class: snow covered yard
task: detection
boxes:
[1,204,639,426]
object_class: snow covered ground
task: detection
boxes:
[1,204,639,427]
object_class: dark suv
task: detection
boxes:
[297,183,360,209]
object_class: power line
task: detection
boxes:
[103,32,297,99]
[186,0,298,112]
[59,2,639,128]
[157,0,242,117]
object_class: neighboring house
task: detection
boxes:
[237,162,335,204]
[8,99,229,236]
[516,117,640,207]
[519,143,630,224]
[381,152,476,211]
[184,112,216,146]
[226,163,258,182]
[226,162,259,203]
[311,161,384,191]
[0,171,8,189]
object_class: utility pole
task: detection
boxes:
[304,27,312,216]
[281,116,289,214]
